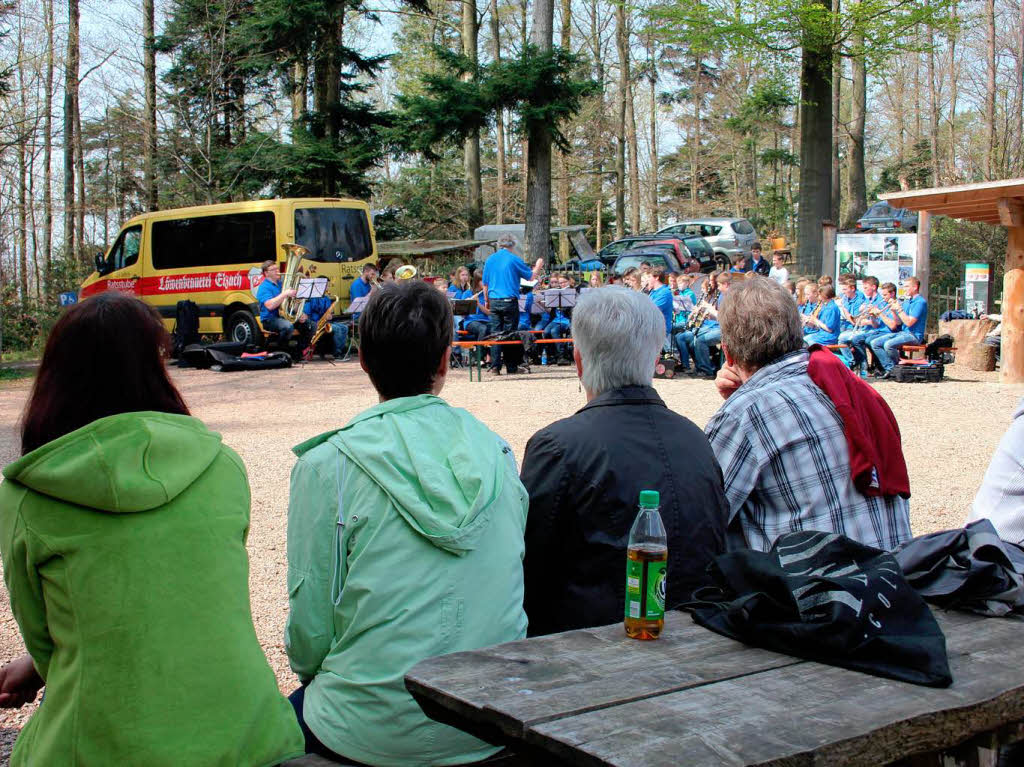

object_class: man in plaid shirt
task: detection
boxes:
[705,277,912,552]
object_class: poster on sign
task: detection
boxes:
[836,233,917,296]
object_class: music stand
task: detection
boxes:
[297,277,328,299]
[543,288,577,311]
[348,296,370,314]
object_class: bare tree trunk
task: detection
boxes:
[76,94,85,260]
[491,0,506,223]
[797,40,833,274]
[64,0,79,263]
[926,0,940,183]
[692,55,702,215]
[626,78,641,234]
[557,0,571,259]
[525,0,554,263]
[986,0,996,180]
[292,60,307,125]
[845,20,867,230]
[647,33,658,231]
[1018,0,1024,171]
[17,15,28,302]
[462,0,483,237]
[590,0,605,247]
[831,48,841,224]
[43,0,54,296]
[948,0,958,177]
[614,1,627,237]
[144,0,158,211]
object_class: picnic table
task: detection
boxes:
[405,610,1024,766]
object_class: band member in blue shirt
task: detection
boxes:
[870,276,928,375]
[255,260,298,343]
[303,295,349,359]
[648,268,675,347]
[834,276,866,366]
[481,234,543,374]
[676,271,730,378]
[748,243,771,276]
[349,264,376,302]
[542,275,573,365]
[802,283,841,345]
[843,276,888,372]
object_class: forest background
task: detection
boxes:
[0,0,1018,352]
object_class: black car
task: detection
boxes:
[611,248,685,276]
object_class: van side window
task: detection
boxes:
[152,212,276,270]
[294,208,373,263]
[102,225,142,274]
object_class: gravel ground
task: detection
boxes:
[0,359,1021,762]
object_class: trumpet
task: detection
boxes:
[279,242,311,323]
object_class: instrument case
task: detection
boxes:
[890,363,944,383]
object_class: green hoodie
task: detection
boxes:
[0,412,304,767]
[287,394,528,766]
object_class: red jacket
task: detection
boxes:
[807,346,911,499]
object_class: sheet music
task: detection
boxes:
[296,277,329,299]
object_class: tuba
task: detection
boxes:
[279,242,311,323]
[395,264,418,280]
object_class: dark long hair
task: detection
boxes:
[21,293,190,455]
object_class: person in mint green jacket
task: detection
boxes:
[0,294,303,766]
[286,280,528,766]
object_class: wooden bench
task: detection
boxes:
[899,344,956,366]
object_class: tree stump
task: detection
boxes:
[967,342,997,372]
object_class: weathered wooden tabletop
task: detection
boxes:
[405,609,1024,766]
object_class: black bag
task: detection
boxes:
[894,519,1024,617]
[171,300,201,358]
[206,348,292,371]
[925,333,955,363]
[890,363,943,382]
[178,341,246,369]
[489,331,529,370]
[687,530,952,687]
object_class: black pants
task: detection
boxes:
[488,298,519,372]
[288,685,365,765]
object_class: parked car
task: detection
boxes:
[855,202,918,233]
[597,235,717,273]
[611,248,685,276]
[655,218,759,260]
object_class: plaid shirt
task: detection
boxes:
[705,349,912,552]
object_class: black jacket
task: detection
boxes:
[520,386,729,636]
[751,257,771,276]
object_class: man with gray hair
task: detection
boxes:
[482,234,544,374]
[520,287,728,636]
[706,276,912,552]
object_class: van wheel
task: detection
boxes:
[225,310,263,347]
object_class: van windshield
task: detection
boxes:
[294,208,373,263]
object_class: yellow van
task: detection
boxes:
[80,197,377,345]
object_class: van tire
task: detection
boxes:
[225,310,263,348]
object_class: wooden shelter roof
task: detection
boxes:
[880,179,1024,227]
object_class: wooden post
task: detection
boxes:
[1003,224,1024,384]
[822,220,837,279]
[917,210,931,298]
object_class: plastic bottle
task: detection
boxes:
[541,349,548,366]
[624,490,668,640]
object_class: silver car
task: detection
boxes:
[655,218,758,260]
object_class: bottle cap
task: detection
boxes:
[639,490,659,508]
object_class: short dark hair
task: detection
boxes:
[751,241,762,251]
[863,275,880,288]
[359,280,453,399]
[21,293,190,455]
[362,263,377,274]
[650,266,666,283]
[881,281,897,294]
[261,260,275,274]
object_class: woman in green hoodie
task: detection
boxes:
[0,294,303,766]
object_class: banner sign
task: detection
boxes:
[964,262,991,315]
[836,233,917,297]
[58,291,78,306]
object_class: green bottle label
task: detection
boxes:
[625,558,666,620]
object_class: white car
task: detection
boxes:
[656,218,759,260]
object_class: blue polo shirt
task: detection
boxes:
[349,277,372,302]
[464,297,488,324]
[901,294,928,341]
[305,296,334,325]
[650,284,674,334]
[839,291,866,331]
[482,249,532,300]
[860,293,887,329]
[518,293,534,330]
[256,278,282,322]
[701,293,722,331]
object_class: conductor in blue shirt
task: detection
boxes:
[482,234,544,374]
[869,276,928,376]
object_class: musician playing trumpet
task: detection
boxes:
[256,260,298,345]
[673,270,730,379]
[839,275,888,374]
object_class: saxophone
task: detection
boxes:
[302,296,340,361]
[686,286,719,330]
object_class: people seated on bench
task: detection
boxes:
[706,277,912,552]
[257,258,298,344]
[801,283,840,346]
[543,274,573,365]
[0,293,303,766]
[461,270,490,342]
[303,294,349,360]
[869,276,928,377]
[675,270,732,379]
[520,287,727,636]
[285,280,528,766]
[834,275,866,366]
[843,276,886,373]
[967,397,1024,543]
